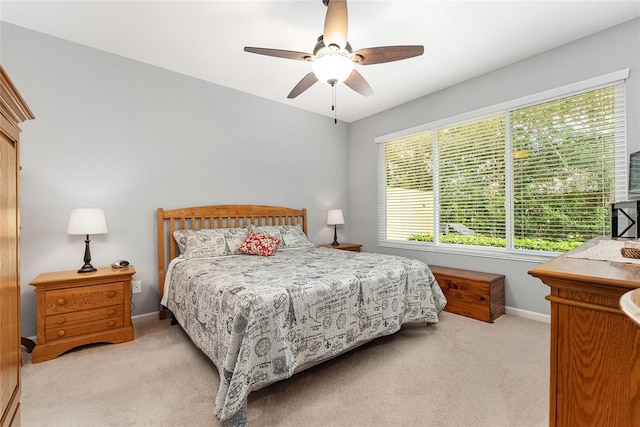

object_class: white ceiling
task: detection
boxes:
[1,1,639,123]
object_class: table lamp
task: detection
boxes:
[67,208,108,273]
[327,209,344,246]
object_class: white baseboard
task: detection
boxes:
[26,308,548,342]
[505,306,550,323]
[132,311,160,324]
[132,308,551,324]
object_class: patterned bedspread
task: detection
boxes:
[162,246,446,424]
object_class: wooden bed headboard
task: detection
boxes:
[156,204,307,318]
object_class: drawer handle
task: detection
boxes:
[107,309,116,316]
[57,317,65,325]
[447,283,460,290]
[57,330,66,337]
[108,320,115,327]
[108,291,116,298]
[57,298,66,306]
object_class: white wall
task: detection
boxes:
[1,23,351,337]
[349,18,640,318]
[4,18,638,336]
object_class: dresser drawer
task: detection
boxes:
[46,305,123,328]
[45,282,124,315]
[45,315,125,342]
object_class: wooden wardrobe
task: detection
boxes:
[0,65,35,427]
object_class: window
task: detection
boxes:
[378,72,627,255]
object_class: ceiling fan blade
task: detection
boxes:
[287,72,319,99]
[353,45,424,65]
[344,69,373,97]
[244,47,312,61]
[323,0,348,49]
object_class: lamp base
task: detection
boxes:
[77,264,97,274]
[331,225,339,246]
[78,236,96,273]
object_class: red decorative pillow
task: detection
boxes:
[237,230,281,256]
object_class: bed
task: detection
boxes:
[157,205,447,426]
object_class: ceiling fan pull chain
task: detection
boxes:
[332,83,337,124]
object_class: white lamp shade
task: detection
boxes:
[67,208,108,235]
[327,209,345,226]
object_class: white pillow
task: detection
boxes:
[250,224,314,249]
[173,229,227,259]
[221,227,250,254]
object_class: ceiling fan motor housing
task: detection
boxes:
[313,35,352,57]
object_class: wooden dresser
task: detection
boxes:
[528,237,640,427]
[30,266,135,363]
[0,66,34,427]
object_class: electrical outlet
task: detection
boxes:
[132,280,142,294]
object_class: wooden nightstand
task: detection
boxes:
[319,243,362,252]
[30,266,135,363]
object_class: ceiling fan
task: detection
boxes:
[244,0,424,100]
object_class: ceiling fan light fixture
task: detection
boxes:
[311,53,354,85]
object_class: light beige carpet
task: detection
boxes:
[20,312,549,427]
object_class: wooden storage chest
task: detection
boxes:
[429,265,505,322]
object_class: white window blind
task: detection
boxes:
[378,73,627,254]
[511,86,623,246]
[383,133,433,241]
[438,115,506,245]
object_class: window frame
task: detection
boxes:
[376,69,629,262]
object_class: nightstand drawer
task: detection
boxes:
[46,305,123,328]
[45,282,124,315]
[45,316,125,342]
